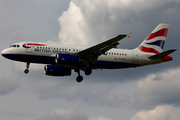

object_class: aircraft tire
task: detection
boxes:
[76,75,83,82]
[24,69,29,74]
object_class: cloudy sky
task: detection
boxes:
[0,0,180,120]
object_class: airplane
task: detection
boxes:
[1,23,176,82]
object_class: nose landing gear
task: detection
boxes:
[24,62,30,74]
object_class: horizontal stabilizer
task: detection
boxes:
[149,49,177,60]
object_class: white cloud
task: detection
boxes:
[40,108,87,120]
[131,105,180,120]
[58,1,90,46]
[41,108,113,120]
[134,67,180,109]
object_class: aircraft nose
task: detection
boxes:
[1,49,8,57]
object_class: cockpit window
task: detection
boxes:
[9,44,20,48]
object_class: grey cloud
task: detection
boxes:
[0,71,19,94]
[0,0,180,120]
[0,62,22,94]
[32,76,132,108]
[0,0,71,42]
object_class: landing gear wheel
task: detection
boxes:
[24,62,30,74]
[85,69,92,76]
[76,75,83,83]
[24,69,29,74]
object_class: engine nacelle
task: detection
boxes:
[55,53,80,65]
[44,65,71,76]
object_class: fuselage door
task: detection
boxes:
[26,43,33,53]
[132,51,138,62]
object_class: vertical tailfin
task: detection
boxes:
[137,23,169,54]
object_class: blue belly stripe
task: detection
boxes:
[2,54,142,69]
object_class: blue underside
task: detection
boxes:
[2,54,141,69]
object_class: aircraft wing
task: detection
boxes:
[77,34,127,60]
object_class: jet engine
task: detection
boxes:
[55,53,81,65]
[44,65,71,76]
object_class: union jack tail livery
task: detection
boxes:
[137,23,169,54]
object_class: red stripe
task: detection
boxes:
[23,43,46,46]
[138,45,159,54]
[146,28,168,40]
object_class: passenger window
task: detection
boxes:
[13,45,16,47]
[117,53,118,55]
[114,53,116,55]
[17,45,20,47]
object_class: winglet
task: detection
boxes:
[127,32,132,38]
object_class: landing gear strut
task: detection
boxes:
[24,62,30,74]
[75,69,83,83]
[85,68,92,76]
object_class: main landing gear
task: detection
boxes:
[75,69,92,83]
[24,62,30,74]
[75,69,83,83]
[85,68,92,76]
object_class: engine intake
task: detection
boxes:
[44,65,71,76]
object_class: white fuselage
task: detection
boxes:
[1,42,164,69]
